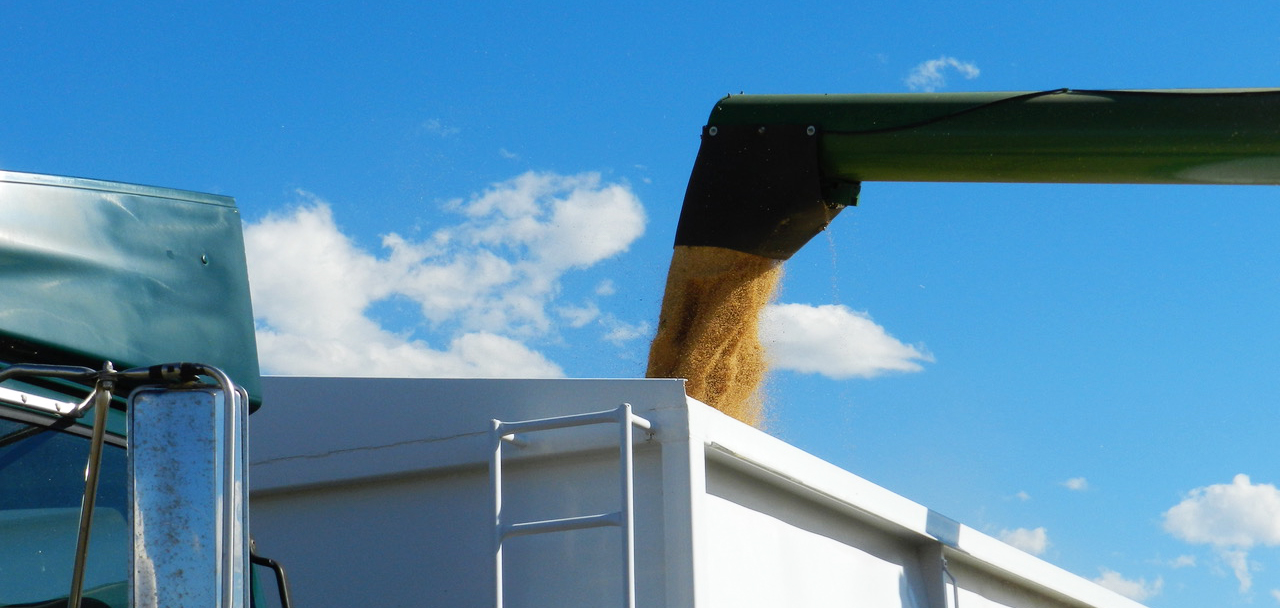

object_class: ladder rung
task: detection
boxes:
[502,511,622,539]
[496,408,651,437]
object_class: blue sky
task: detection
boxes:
[7,2,1280,605]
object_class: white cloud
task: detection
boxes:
[1093,569,1163,602]
[254,326,562,378]
[244,171,646,377]
[1062,477,1089,491]
[1015,490,1031,501]
[1163,474,1280,594]
[760,303,932,379]
[1164,474,1280,548]
[1169,554,1197,569]
[444,171,644,273]
[905,56,980,92]
[1270,588,1280,603]
[998,527,1049,556]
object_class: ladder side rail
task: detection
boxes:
[619,403,638,608]
[490,418,506,608]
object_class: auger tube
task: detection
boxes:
[675,88,1280,259]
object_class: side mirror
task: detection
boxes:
[129,383,248,608]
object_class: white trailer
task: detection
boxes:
[248,376,1145,608]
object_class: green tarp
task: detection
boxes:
[0,171,261,406]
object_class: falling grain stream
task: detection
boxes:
[645,246,783,427]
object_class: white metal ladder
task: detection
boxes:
[489,403,653,608]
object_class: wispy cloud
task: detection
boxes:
[557,302,601,328]
[905,56,980,92]
[1163,474,1280,593]
[760,303,932,379]
[602,317,650,346]
[1062,477,1089,491]
[998,527,1049,556]
[1220,549,1255,593]
[1093,569,1163,602]
[554,302,650,346]
[244,171,646,377]
[420,118,461,137]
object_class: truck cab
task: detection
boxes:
[0,171,274,608]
